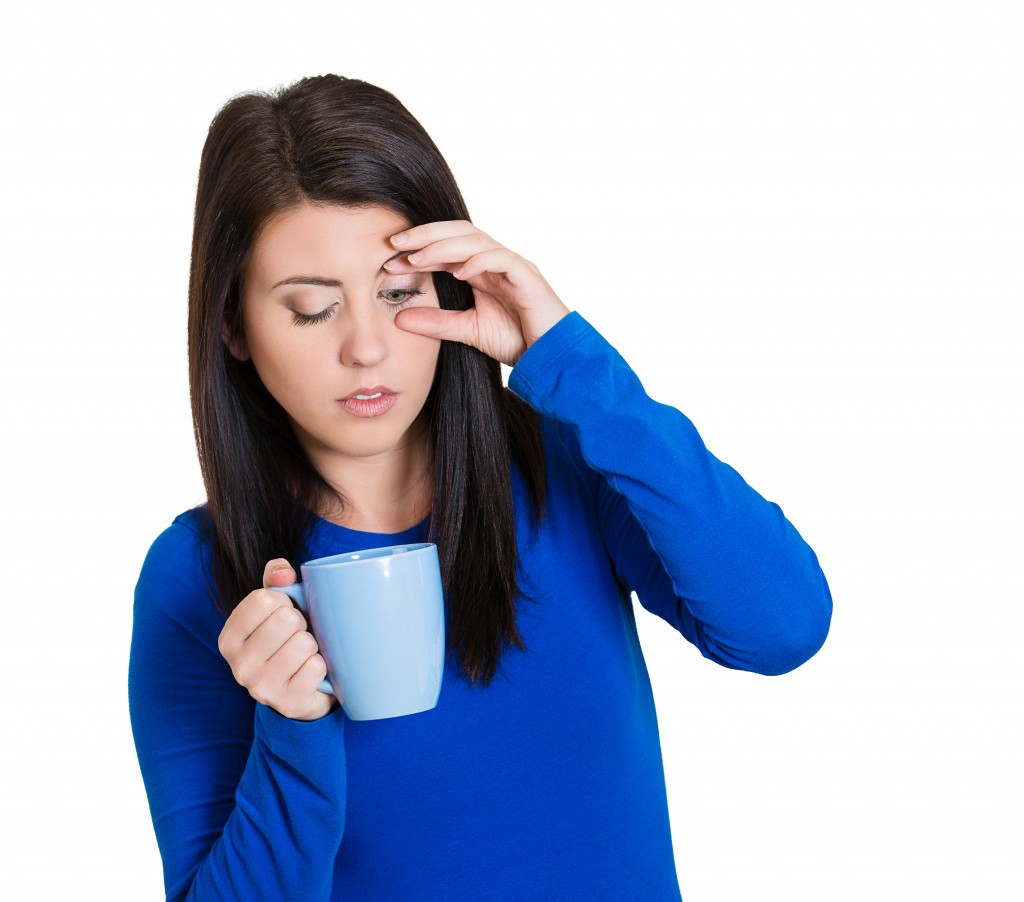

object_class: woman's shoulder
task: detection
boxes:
[134,504,222,636]
[141,504,214,567]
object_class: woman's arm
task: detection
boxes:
[389,222,830,674]
[509,312,832,675]
[129,517,347,900]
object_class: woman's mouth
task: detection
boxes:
[338,386,398,417]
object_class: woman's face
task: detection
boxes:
[231,202,441,475]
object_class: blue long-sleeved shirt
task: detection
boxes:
[129,312,831,900]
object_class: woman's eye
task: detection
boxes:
[381,288,425,309]
[289,289,424,326]
[291,306,336,327]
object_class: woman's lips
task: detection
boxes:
[337,387,397,418]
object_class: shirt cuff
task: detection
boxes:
[255,701,346,753]
[508,311,596,410]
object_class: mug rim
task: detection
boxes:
[302,542,436,570]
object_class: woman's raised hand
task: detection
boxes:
[217,560,337,722]
[386,221,570,366]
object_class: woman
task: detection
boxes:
[129,74,832,900]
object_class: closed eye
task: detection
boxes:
[291,305,337,327]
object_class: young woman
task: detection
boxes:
[129,74,832,900]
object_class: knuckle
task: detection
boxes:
[249,588,277,611]
[233,660,255,687]
[245,674,276,706]
[284,628,316,659]
[272,605,303,630]
[269,589,294,609]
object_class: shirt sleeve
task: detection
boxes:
[128,516,347,901]
[508,312,832,676]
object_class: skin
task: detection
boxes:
[225,204,442,532]
[218,204,570,721]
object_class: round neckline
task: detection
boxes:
[308,513,431,552]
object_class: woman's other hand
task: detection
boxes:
[217,560,337,722]
[386,221,570,366]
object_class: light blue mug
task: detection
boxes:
[271,543,445,721]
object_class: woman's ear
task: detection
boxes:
[221,320,250,361]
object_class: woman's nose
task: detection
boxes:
[338,302,389,369]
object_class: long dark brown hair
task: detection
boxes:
[188,75,546,685]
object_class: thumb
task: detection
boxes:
[395,306,475,346]
[264,559,297,589]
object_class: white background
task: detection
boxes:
[1,1,1020,899]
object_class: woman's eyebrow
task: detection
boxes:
[271,251,406,291]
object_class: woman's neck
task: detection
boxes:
[313,434,433,535]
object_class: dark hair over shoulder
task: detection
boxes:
[188,74,545,685]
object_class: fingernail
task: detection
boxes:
[453,266,465,278]
[407,252,422,264]
[391,232,408,246]
[271,565,291,575]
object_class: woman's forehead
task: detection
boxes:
[247,203,411,288]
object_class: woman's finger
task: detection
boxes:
[218,588,295,659]
[396,233,498,267]
[388,244,537,298]
[396,303,528,365]
[230,605,308,684]
[390,219,483,250]
[379,253,452,275]
[451,247,534,285]
[383,236,501,277]
[252,633,330,721]
[394,306,477,344]
[258,627,320,692]
[286,651,330,697]
[263,559,296,589]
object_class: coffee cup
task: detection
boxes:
[271,543,445,721]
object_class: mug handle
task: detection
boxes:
[268,583,334,696]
